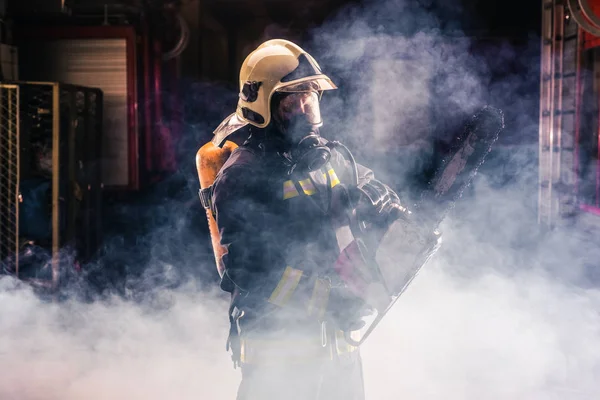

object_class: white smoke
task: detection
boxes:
[363,260,600,400]
[361,178,600,399]
[0,278,240,400]
[3,0,600,399]
[2,216,600,400]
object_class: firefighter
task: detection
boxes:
[197,39,408,400]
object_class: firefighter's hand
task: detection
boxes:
[326,285,374,332]
[351,180,406,227]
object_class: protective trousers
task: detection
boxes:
[236,349,365,400]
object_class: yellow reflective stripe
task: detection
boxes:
[327,168,340,187]
[268,266,303,306]
[307,278,331,320]
[299,178,317,195]
[335,330,358,353]
[283,180,299,199]
[284,169,338,200]
[239,330,357,365]
[320,168,340,188]
[240,337,330,365]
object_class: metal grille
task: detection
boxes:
[0,84,19,275]
[539,1,581,227]
[0,81,102,289]
[23,84,55,141]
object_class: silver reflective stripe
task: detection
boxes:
[307,278,331,320]
[335,225,354,253]
[268,266,304,307]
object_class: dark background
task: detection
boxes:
[4,0,544,299]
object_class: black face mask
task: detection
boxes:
[288,130,331,174]
[272,94,332,175]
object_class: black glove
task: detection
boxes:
[326,285,375,332]
[349,179,408,249]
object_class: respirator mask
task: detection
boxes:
[272,83,332,174]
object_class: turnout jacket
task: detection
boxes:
[211,140,374,335]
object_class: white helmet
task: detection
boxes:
[212,39,337,147]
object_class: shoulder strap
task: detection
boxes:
[198,186,214,213]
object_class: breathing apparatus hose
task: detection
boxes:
[328,141,359,187]
[326,140,379,348]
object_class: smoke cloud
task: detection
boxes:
[2,0,600,399]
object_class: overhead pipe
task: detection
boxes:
[162,12,190,61]
[66,2,188,61]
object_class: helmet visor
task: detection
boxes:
[276,77,337,94]
[275,90,323,126]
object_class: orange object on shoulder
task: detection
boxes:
[196,140,238,277]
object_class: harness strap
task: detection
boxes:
[226,287,244,369]
[198,186,214,215]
